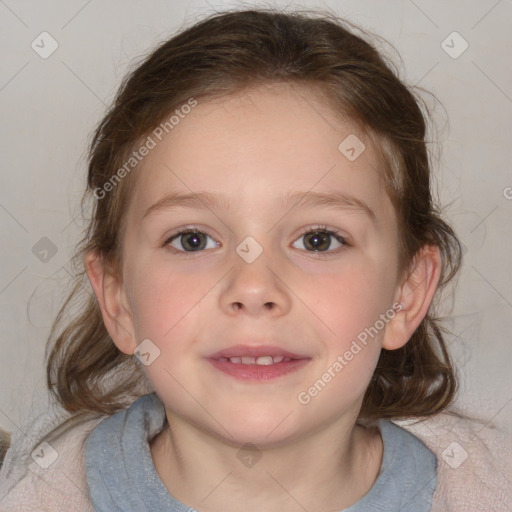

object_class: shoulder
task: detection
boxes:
[396,412,512,512]
[0,414,106,512]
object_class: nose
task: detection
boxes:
[219,251,292,317]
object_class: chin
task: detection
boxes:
[210,409,305,448]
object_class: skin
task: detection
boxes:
[85,82,441,512]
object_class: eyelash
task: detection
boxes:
[294,225,349,257]
[163,224,349,258]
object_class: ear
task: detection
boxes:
[83,250,137,355]
[382,245,442,350]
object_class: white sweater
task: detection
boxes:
[1,405,511,511]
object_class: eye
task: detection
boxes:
[292,225,348,255]
[164,228,219,254]
[163,225,348,256]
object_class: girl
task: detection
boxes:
[1,7,511,512]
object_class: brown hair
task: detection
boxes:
[0,428,11,469]
[46,7,461,427]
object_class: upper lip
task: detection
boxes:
[208,344,310,360]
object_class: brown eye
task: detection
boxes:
[292,228,347,254]
[303,231,332,251]
[166,230,218,252]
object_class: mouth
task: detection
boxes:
[207,344,311,381]
[216,355,294,365]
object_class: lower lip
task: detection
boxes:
[207,358,311,381]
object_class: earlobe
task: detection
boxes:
[382,245,442,350]
[83,251,137,355]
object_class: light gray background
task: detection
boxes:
[1,0,511,439]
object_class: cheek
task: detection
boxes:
[295,268,389,408]
[126,266,205,400]
[126,261,208,341]
[311,264,394,341]
[303,265,394,392]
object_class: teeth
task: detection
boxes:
[255,356,274,365]
[221,355,290,365]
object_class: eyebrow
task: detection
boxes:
[142,190,376,223]
[280,191,376,223]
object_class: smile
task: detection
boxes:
[207,357,310,381]
[217,355,292,365]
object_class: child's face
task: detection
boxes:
[116,83,404,445]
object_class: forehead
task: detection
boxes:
[126,83,395,224]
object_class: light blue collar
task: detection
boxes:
[86,393,436,511]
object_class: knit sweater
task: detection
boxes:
[1,395,511,511]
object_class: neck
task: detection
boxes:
[150,412,383,512]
